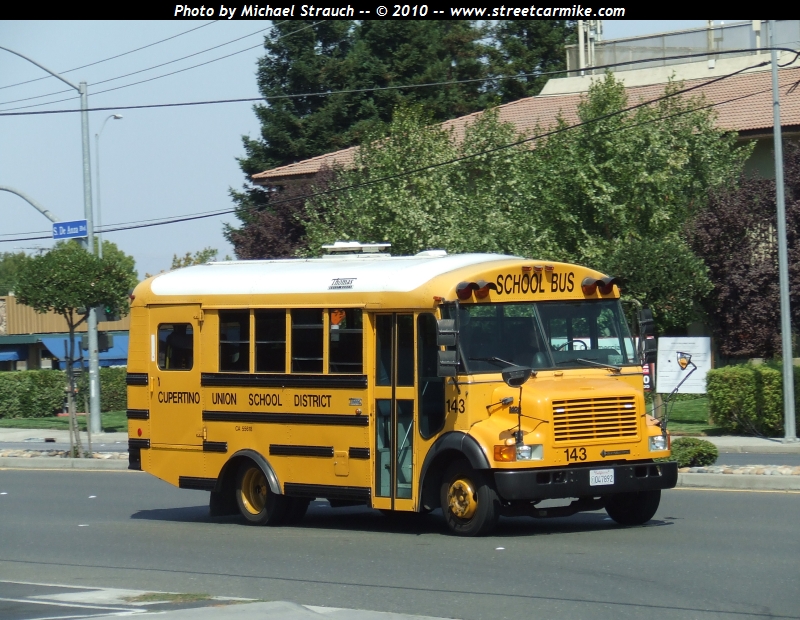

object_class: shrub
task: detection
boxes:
[670,437,718,467]
[0,367,128,418]
[0,370,65,418]
[76,366,127,412]
[706,364,800,436]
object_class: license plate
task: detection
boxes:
[590,468,614,486]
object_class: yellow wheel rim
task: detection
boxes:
[240,467,268,515]
[447,478,478,520]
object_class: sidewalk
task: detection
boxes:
[1,427,799,489]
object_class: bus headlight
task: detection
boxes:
[516,444,543,461]
[649,435,668,452]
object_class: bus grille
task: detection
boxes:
[552,396,638,443]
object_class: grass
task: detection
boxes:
[658,396,723,436]
[0,410,128,433]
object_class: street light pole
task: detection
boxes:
[0,45,102,438]
[769,22,797,442]
[95,115,122,261]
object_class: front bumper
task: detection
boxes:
[494,461,678,501]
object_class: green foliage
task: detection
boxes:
[0,251,27,296]
[604,236,712,334]
[230,20,575,251]
[0,367,128,419]
[706,364,800,436]
[0,371,64,418]
[96,239,139,291]
[170,247,221,270]
[15,242,133,328]
[490,20,576,103]
[299,74,749,333]
[76,366,127,412]
[670,437,719,467]
[240,20,496,175]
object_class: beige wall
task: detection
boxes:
[0,295,130,335]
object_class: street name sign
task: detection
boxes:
[52,219,88,239]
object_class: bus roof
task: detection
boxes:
[136,251,616,307]
[147,252,520,298]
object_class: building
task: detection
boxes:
[0,295,129,371]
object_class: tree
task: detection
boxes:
[228,20,578,258]
[0,251,28,296]
[490,20,576,103]
[171,247,223,270]
[689,142,800,358]
[301,73,751,334]
[15,242,133,455]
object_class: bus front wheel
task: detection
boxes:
[605,490,661,526]
[440,460,499,536]
[236,462,287,525]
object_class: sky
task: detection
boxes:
[0,19,720,279]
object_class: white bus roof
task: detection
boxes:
[149,252,521,297]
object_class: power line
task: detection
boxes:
[1,59,785,244]
[0,22,286,108]
[0,22,217,93]
[2,47,797,117]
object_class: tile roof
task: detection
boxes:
[252,65,800,185]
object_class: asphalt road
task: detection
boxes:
[0,470,798,620]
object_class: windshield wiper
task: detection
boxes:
[469,356,516,368]
[575,358,621,373]
[555,357,621,372]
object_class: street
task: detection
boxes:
[0,469,798,620]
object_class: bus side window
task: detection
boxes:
[417,314,445,438]
[255,309,286,373]
[329,309,363,374]
[158,323,193,371]
[219,310,250,372]
[292,309,323,373]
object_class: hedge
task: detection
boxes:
[706,364,800,436]
[0,367,127,418]
[0,370,65,418]
[76,367,127,413]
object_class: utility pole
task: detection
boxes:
[0,46,102,438]
[577,20,586,76]
[769,21,797,442]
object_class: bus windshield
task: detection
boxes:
[453,300,636,373]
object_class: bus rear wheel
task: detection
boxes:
[440,460,499,536]
[605,490,661,526]
[236,462,287,525]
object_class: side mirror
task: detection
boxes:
[642,337,657,365]
[436,319,457,347]
[437,350,458,377]
[502,365,532,387]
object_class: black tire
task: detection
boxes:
[235,462,287,525]
[605,490,661,526]
[283,497,310,525]
[439,460,500,536]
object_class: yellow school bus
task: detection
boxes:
[127,244,676,536]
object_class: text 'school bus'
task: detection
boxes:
[127,244,676,536]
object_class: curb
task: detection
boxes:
[715,445,800,454]
[0,457,132,471]
[677,472,800,491]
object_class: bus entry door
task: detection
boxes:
[149,305,203,448]
[374,314,416,511]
